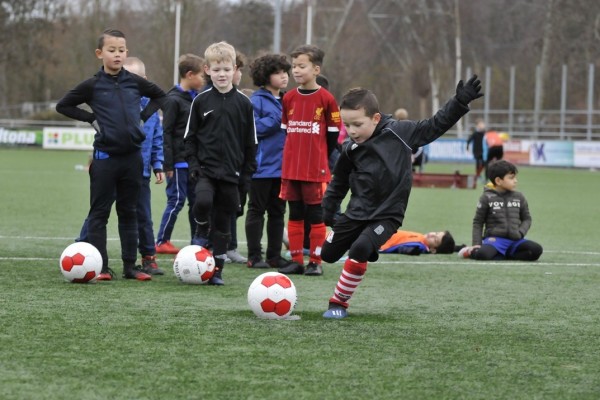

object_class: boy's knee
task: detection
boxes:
[529,242,543,261]
[320,241,347,263]
[348,237,377,263]
[320,246,337,263]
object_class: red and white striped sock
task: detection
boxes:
[329,258,367,308]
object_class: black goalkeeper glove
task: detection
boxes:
[455,75,483,106]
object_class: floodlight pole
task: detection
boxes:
[173,0,182,85]
[273,0,281,53]
[306,0,315,44]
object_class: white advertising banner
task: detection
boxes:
[574,141,600,168]
[528,141,574,167]
[43,127,94,150]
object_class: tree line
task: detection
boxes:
[1,0,599,120]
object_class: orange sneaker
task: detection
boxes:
[123,266,152,281]
[155,241,180,254]
[97,273,112,281]
[96,268,115,281]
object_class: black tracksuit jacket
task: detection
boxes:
[322,97,469,225]
[56,67,166,155]
[163,86,194,171]
[184,86,257,184]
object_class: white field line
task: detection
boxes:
[0,236,599,266]
[0,235,598,254]
[1,258,599,267]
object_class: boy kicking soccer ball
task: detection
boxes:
[320,76,483,319]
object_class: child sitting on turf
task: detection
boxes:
[379,230,456,255]
[320,76,483,319]
[458,160,543,261]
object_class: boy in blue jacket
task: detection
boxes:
[57,29,166,281]
[244,53,297,270]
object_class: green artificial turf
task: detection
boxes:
[1,148,599,399]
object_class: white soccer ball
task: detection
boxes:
[248,272,297,319]
[173,245,216,284]
[59,242,103,283]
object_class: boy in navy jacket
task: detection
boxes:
[56,29,166,281]
[156,54,205,255]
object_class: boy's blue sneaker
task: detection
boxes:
[323,304,348,319]
[208,275,224,285]
[191,236,209,247]
[208,269,224,286]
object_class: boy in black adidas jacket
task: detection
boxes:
[56,29,166,281]
[320,77,482,319]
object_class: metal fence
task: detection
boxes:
[460,64,600,141]
[2,63,599,141]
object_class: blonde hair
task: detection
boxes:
[204,41,236,66]
[394,108,408,120]
[123,56,145,77]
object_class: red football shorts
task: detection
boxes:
[279,179,327,205]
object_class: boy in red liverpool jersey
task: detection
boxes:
[278,45,341,276]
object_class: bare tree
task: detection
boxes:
[0,0,68,113]
[1,0,599,121]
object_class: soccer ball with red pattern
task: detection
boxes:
[59,242,102,283]
[173,245,215,284]
[247,272,297,319]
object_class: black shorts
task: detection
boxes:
[321,214,400,263]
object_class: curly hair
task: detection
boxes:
[249,54,291,87]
